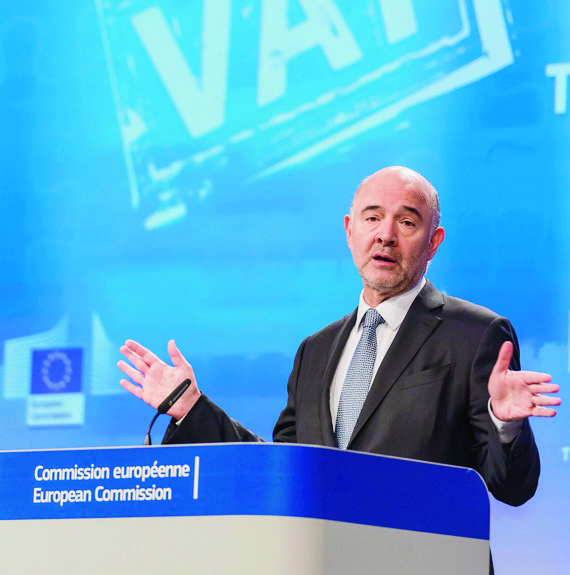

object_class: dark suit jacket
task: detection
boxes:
[164,281,540,506]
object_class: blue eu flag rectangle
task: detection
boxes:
[31,348,83,394]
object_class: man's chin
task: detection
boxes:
[363,271,404,292]
[363,277,407,299]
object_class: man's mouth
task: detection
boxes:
[373,253,397,264]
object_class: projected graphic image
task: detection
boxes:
[98,0,511,230]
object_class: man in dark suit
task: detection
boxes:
[118,166,560,508]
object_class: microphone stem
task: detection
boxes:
[144,412,161,446]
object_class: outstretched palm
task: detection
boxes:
[118,339,199,420]
[488,341,560,421]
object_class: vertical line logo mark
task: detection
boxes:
[193,456,200,499]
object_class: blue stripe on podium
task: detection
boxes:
[0,443,489,540]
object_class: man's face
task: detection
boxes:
[345,168,444,307]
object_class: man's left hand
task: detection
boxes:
[489,341,561,422]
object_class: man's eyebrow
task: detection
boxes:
[361,205,382,213]
[401,205,423,220]
[360,204,424,219]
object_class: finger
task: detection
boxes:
[124,339,162,366]
[168,339,190,369]
[120,379,144,400]
[117,360,145,385]
[531,406,558,418]
[492,341,514,374]
[532,394,562,407]
[117,348,150,377]
[518,371,553,384]
[527,382,559,395]
[120,344,149,370]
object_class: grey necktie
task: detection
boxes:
[335,308,384,449]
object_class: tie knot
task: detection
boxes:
[362,308,384,330]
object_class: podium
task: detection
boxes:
[0,443,489,574]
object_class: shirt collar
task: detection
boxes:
[356,277,426,331]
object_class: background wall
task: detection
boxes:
[0,1,567,572]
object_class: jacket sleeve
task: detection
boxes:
[161,393,264,444]
[469,317,540,506]
[162,337,309,446]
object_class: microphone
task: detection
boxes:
[143,379,192,446]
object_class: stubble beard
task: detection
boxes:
[359,250,430,302]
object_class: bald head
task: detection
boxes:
[352,166,441,232]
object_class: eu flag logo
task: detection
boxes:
[31,348,83,394]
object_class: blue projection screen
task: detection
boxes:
[0,1,568,572]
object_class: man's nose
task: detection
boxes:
[375,221,397,245]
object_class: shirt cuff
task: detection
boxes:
[488,399,523,443]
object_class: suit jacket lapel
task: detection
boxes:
[319,309,358,446]
[349,282,444,446]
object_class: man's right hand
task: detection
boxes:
[118,339,200,421]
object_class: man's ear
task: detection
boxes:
[428,227,445,260]
[344,214,352,248]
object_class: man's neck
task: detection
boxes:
[362,278,426,309]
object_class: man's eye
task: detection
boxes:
[401,220,415,227]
